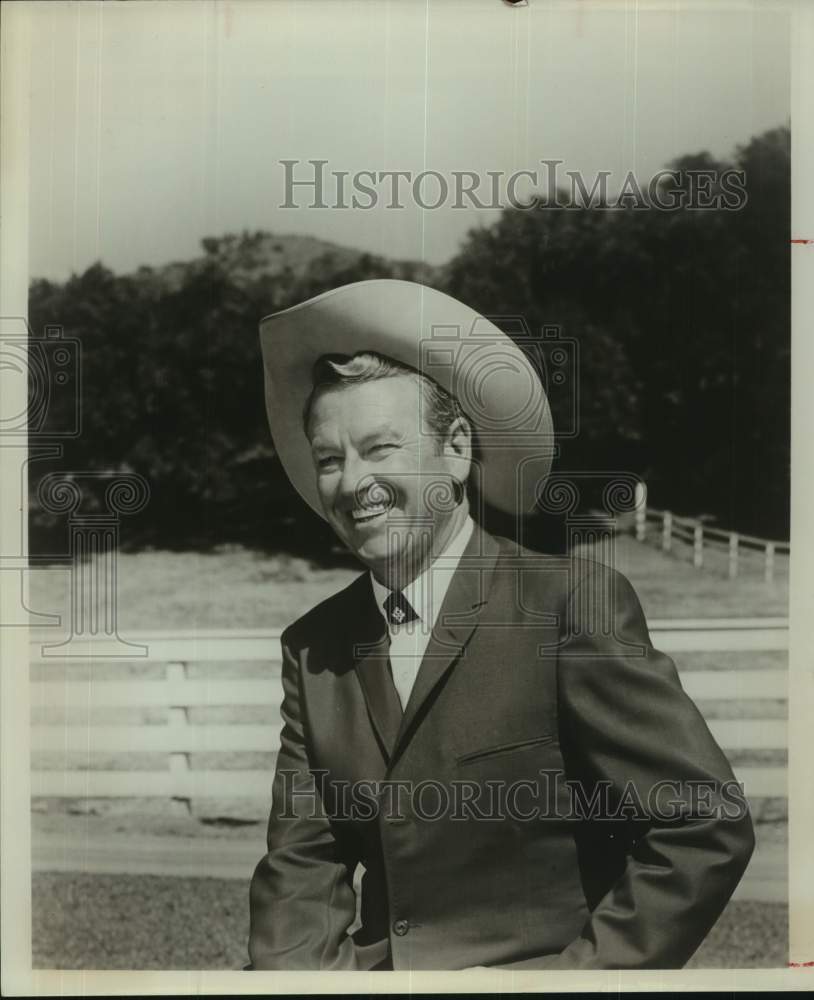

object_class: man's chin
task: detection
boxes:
[348,534,418,576]
[331,515,430,572]
[354,537,400,568]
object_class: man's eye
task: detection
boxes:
[370,443,397,455]
[317,456,340,469]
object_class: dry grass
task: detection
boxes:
[573,535,789,619]
[28,530,789,951]
[27,533,789,633]
[28,534,789,972]
[28,535,788,819]
[31,869,787,970]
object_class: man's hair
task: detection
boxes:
[303,351,467,447]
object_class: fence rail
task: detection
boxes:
[634,498,789,581]
[30,622,788,812]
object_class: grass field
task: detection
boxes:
[27,533,789,631]
[28,533,789,817]
[28,534,789,970]
[31,872,787,971]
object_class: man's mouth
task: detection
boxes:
[350,503,390,524]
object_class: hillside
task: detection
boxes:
[140,230,441,293]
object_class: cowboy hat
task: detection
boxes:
[259,279,554,518]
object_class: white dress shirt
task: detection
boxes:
[370,515,475,710]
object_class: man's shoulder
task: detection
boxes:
[281,571,370,650]
[490,533,633,597]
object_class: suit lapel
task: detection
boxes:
[348,575,403,761]
[391,524,501,761]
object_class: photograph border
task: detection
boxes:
[2,0,812,993]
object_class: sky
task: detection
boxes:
[24,0,790,281]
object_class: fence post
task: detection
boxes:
[764,542,775,584]
[662,511,673,552]
[634,481,647,542]
[167,661,192,815]
[729,533,739,580]
[693,523,704,568]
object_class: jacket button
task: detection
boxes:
[393,918,410,936]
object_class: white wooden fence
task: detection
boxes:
[30,622,788,812]
[633,491,789,582]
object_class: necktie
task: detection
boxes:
[354,596,404,756]
[383,590,418,628]
[383,592,421,712]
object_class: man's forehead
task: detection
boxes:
[309,384,422,438]
[306,374,433,445]
[310,416,407,444]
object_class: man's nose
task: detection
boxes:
[337,454,372,506]
[338,460,392,510]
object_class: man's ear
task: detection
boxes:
[444,415,472,461]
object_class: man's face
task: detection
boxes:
[307,375,469,580]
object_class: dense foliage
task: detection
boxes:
[28,128,789,555]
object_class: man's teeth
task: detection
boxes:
[351,505,389,521]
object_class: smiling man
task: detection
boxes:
[306,352,473,592]
[248,279,754,972]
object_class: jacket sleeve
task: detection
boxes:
[247,630,386,970]
[530,563,754,969]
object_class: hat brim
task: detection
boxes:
[259,279,555,519]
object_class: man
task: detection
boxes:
[248,279,754,971]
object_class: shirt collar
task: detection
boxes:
[370,515,475,630]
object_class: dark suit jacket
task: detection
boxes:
[248,524,755,970]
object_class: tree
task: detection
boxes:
[444,126,790,539]
[27,126,790,554]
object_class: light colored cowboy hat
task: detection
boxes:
[259,279,554,518]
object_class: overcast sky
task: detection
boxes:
[25,0,789,281]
